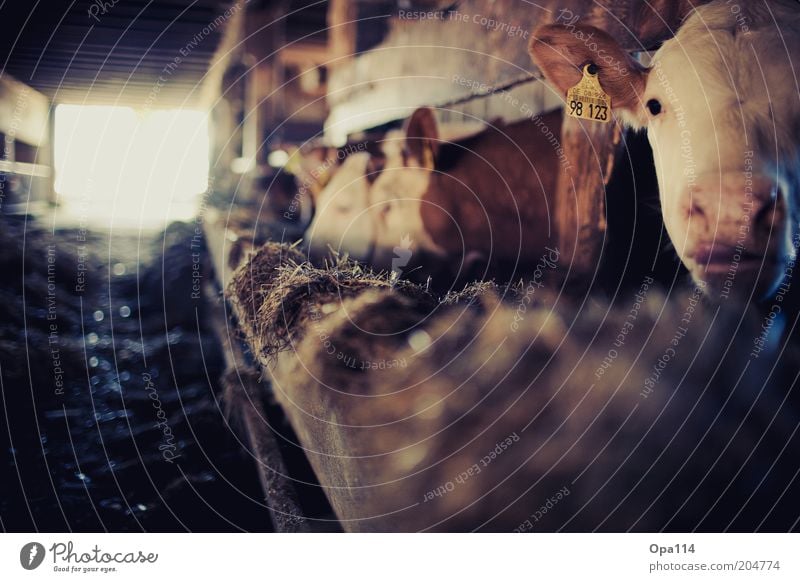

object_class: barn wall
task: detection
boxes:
[325,0,708,142]
[0,75,52,209]
[204,1,330,204]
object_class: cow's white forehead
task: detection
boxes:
[678,0,799,37]
[655,0,800,70]
[648,0,800,153]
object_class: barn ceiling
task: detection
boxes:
[0,0,329,108]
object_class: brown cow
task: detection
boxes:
[531,0,800,300]
[306,108,566,283]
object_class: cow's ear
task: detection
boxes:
[530,24,649,127]
[405,107,439,170]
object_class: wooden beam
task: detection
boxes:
[556,116,621,280]
[327,0,357,65]
[0,160,51,178]
[278,43,330,69]
[198,0,249,109]
[0,76,50,147]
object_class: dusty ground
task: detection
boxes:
[0,217,275,532]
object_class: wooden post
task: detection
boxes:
[556,116,621,280]
[327,0,357,66]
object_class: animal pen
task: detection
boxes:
[206,0,800,532]
[1,0,799,544]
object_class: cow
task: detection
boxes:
[305,108,565,284]
[305,142,375,264]
[531,0,800,300]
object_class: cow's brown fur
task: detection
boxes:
[419,111,564,263]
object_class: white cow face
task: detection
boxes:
[532,0,800,300]
[305,110,445,270]
[367,111,444,267]
[305,152,374,263]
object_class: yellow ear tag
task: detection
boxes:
[566,64,611,123]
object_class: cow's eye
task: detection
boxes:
[646,99,663,116]
[366,155,386,184]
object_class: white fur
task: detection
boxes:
[306,152,375,262]
[367,131,446,268]
[306,131,445,269]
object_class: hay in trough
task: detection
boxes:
[227,242,800,532]
[227,242,466,360]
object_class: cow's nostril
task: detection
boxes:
[687,201,706,220]
[753,192,782,234]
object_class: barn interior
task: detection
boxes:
[1,0,798,533]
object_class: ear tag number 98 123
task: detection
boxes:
[566,64,611,123]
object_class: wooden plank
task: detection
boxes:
[205,280,311,533]
[0,160,51,178]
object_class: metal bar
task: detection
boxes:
[203,278,312,533]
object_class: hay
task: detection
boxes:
[227,241,535,361]
[228,242,459,360]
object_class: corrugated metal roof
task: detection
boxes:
[0,0,237,108]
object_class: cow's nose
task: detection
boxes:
[683,174,783,232]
